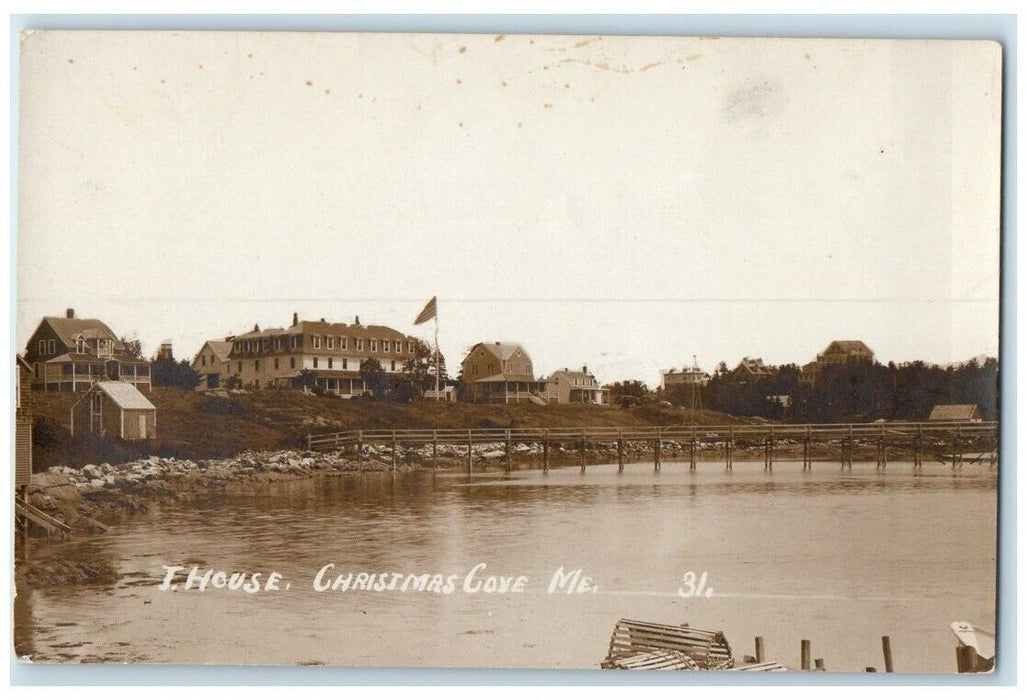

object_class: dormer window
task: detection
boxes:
[76,337,85,354]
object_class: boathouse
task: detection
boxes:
[71,381,157,440]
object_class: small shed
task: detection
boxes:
[71,381,157,440]
[929,404,983,423]
[423,386,457,402]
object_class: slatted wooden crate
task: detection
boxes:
[600,618,734,670]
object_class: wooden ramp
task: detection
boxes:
[15,497,71,537]
[731,661,790,672]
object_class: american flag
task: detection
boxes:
[413,296,437,325]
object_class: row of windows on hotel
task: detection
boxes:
[239,357,403,372]
[232,336,415,355]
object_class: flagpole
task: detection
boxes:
[434,307,440,401]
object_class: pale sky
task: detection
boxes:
[17,32,1001,387]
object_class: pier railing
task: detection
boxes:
[308,421,997,450]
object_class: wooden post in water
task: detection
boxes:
[953,426,963,470]
[466,429,473,474]
[754,636,765,663]
[801,639,811,670]
[432,430,438,470]
[357,430,363,466]
[804,425,812,470]
[617,429,624,473]
[955,644,976,673]
[580,429,587,473]
[882,636,894,672]
[654,428,662,472]
[505,429,512,472]
[689,426,697,472]
[543,429,550,473]
[725,428,733,471]
[768,427,774,470]
[391,430,398,471]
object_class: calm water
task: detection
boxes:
[15,460,997,672]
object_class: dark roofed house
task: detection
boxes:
[800,340,875,385]
[24,309,151,392]
[928,404,983,423]
[460,342,546,403]
[731,357,773,383]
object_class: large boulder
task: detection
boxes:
[28,472,81,506]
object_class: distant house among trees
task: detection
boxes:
[800,340,875,385]
[929,404,983,422]
[661,365,710,390]
[732,357,773,382]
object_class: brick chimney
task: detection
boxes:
[583,365,588,374]
[66,308,75,319]
[292,312,298,326]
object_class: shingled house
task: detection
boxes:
[460,342,546,403]
[23,309,152,392]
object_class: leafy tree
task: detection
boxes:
[151,347,200,391]
[120,337,143,359]
[402,339,448,395]
[359,358,388,399]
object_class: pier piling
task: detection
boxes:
[882,636,894,672]
[654,429,662,472]
[617,430,624,473]
[754,636,765,663]
[506,429,512,472]
[543,429,550,473]
[801,639,811,671]
[391,431,397,471]
[466,429,473,474]
[432,430,438,469]
[580,430,587,472]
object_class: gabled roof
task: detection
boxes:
[929,404,982,421]
[95,381,156,410]
[735,357,772,375]
[823,340,874,355]
[198,340,234,363]
[38,316,120,347]
[465,342,528,363]
[548,369,596,382]
[16,354,32,372]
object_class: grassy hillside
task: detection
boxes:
[29,387,748,470]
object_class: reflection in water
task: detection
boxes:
[16,461,997,671]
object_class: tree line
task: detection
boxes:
[659,358,998,422]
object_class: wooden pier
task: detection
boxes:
[307,421,998,472]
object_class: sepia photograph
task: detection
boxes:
[11,27,1002,677]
